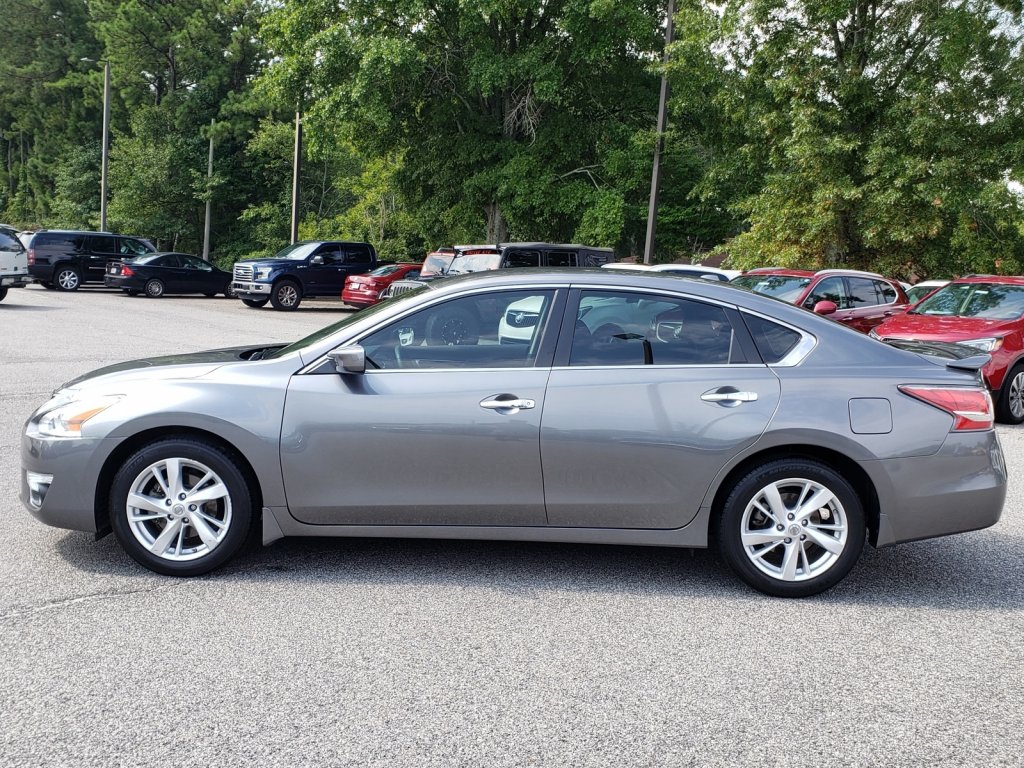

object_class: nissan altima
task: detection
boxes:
[21,270,1006,597]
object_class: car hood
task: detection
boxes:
[233,258,294,268]
[60,345,272,391]
[875,313,1016,340]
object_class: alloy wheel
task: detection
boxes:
[1009,371,1024,420]
[739,477,849,583]
[125,457,233,562]
[55,269,80,291]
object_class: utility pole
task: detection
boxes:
[290,109,302,244]
[100,60,111,232]
[202,118,214,261]
[643,0,675,264]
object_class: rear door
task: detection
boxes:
[540,287,781,529]
[842,277,907,332]
[86,235,119,282]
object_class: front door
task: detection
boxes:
[280,288,564,526]
[541,289,781,529]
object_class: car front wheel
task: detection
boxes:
[109,438,256,576]
[270,280,301,311]
[718,459,865,597]
[996,364,1024,424]
[241,298,269,308]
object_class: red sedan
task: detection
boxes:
[342,263,421,309]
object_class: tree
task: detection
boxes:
[671,0,1024,276]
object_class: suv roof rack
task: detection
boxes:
[814,268,885,278]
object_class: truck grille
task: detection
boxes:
[233,264,254,281]
[383,281,420,298]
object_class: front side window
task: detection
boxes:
[570,290,736,366]
[359,290,557,370]
[804,277,849,309]
[505,250,541,268]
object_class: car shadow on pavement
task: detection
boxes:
[54,526,1023,608]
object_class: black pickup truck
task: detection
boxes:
[231,240,378,311]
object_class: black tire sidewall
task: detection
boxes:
[109,438,255,576]
[997,364,1024,424]
[718,459,865,598]
[241,298,268,308]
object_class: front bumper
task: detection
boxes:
[233,281,272,298]
[20,432,116,533]
[870,428,1006,547]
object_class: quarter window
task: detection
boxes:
[570,290,736,366]
[359,290,557,370]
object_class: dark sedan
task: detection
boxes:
[105,252,234,298]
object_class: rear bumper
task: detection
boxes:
[1,274,32,287]
[868,429,1006,547]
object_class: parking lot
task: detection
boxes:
[1,284,1023,767]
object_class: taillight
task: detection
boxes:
[898,385,994,431]
[27,248,35,265]
[121,265,134,277]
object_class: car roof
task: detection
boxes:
[949,275,1024,286]
[741,268,816,277]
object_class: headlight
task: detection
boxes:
[868,328,881,340]
[34,394,122,438]
[253,267,273,280]
[958,337,1003,353]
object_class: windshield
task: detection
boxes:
[911,283,1024,319]
[447,252,502,275]
[269,242,320,261]
[420,252,454,277]
[731,274,812,303]
[269,284,430,358]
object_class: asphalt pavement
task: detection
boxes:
[1,284,1022,767]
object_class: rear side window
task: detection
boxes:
[345,245,373,265]
[88,235,118,254]
[0,231,23,252]
[743,314,802,363]
[34,233,85,250]
[546,251,578,267]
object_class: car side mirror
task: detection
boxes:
[311,255,324,265]
[328,345,366,374]
[813,300,838,315]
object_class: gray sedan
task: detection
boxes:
[20,270,1006,596]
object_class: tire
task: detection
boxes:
[109,437,256,576]
[241,298,269,308]
[53,266,81,291]
[125,289,139,296]
[203,292,216,298]
[717,459,865,598]
[996,364,1024,424]
[41,281,55,290]
[270,280,301,311]
[144,278,165,298]
[223,284,237,299]
[425,306,479,345]
[0,287,7,302]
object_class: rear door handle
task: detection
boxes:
[701,389,758,405]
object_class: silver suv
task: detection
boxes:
[0,224,31,301]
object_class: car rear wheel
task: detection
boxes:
[996,364,1024,424]
[54,266,81,291]
[144,278,165,298]
[270,280,301,311]
[718,459,865,597]
[0,287,7,302]
[223,284,237,299]
[109,438,256,576]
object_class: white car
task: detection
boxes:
[905,279,949,305]
[602,262,738,281]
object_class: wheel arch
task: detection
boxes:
[93,426,265,537]
[707,445,881,547]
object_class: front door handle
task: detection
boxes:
[480,395,536,413]
[701,389,758,406]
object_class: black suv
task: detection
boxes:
[28,230,156,291]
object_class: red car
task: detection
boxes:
[342,262,421,309]
[731,268,910,333]
[871,275,1024,423]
